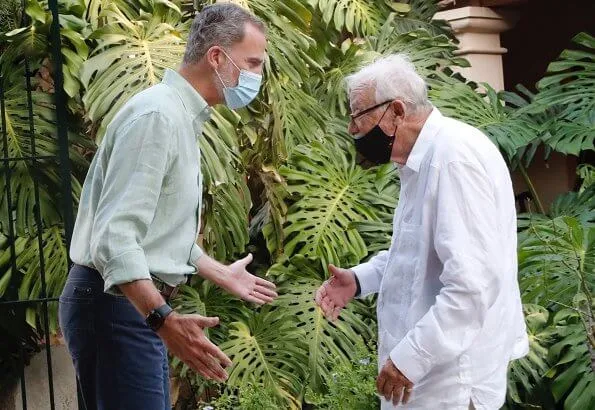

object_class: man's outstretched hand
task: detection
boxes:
[315,264,358,321]
[223,254,278,305]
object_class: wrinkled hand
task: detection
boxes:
[377,358,414,406]
[158,312,232,382]
[224,254,278,305]
[315,264,357,321]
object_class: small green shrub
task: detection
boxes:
[307,341,380,410]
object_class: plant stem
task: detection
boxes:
[519,163,545,214]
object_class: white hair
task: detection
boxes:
[345,53,432,113]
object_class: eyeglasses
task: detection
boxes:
[350,100,393,120]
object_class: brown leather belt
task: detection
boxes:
[151,275,182,302]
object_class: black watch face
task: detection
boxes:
[146,311,163,330]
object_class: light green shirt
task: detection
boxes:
[71,69,210,293]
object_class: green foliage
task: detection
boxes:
[0,69,87,235]
[0,0,22,33]
[516,214,595,409]
[200,382,285,410]
[506,304,553,406]
[280,142,397,268]
[306,340,379,410]
[546,308,595,410]
[518,216,594,308]
[307,0,386,36]
[528,33,595,156]
[1,1,594,409]
[80,1,189,140]
[431,81,541,161]
[0,227,68,332]
[219,309,309,408]
[269,255,376,392]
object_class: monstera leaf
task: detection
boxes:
[315,18,464,119]
[313,41,373,118]
[518,216,595,308]
[531,33,595,119]
[252,167,288,261]
[0,0,90,99]
[219,309,309,408]
[546,308,595,410]
[268,255,376,393]
[200,108,251,261]
[396,0,452,37]
[0,71,86,236]
[279,141,397,269]
[307,0,386,36]
[242,0,318,82]
[507,304,553,405]
[0,227,68,333]
[267,77,327,157]
[431,81,540,160]
[170,279,250,384]
[549,184,595,226]
[524,33,595,156]
[202,181,251,262]
[81,2,188,140]
[367,25,466,80]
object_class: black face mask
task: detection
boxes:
[354,107,396,164]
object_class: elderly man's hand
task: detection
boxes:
[315,264,357,321]
[377,358,414,406]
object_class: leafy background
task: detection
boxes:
[0,0,593,409]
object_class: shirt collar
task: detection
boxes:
[404,107,443,172]
[162,69,211,133]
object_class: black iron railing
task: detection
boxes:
[0,0,79,408]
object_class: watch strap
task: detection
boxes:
[146,303,173,331]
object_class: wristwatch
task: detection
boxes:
[145,304,173,331]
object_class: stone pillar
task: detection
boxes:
[433,6,518,90]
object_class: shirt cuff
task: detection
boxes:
[351,263,379,298]
[101,249,151,294]
[390,337,433,384]
[190,243,203,269]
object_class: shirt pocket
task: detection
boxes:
[161,172,179,195]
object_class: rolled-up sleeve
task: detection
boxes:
[390,161,501,383]
[90,113,172,293]
[190,243,204,268]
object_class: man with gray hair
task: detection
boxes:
[59,3,277,409]
[316,54,528,409]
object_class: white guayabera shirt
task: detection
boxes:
[352,109,529,410]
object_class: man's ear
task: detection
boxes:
[205,46,224,70]
[390,99,407,121]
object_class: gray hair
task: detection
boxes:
[345,54,432,113]
[183,3,265,64]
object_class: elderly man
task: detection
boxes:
[59,4,277,410]
[316,54,528,409]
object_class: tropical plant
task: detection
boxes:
[514,213,595,409]
[1,1,594,409]
[525,33,595,156]
[306,339,379,410]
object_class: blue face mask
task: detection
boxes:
[216,49,262,109]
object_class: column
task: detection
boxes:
[433,6,518,90]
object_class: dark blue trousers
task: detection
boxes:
[59,265,170,410]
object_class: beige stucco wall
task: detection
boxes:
[512,150,577,211]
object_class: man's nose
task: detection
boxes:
[348,120,359,135]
